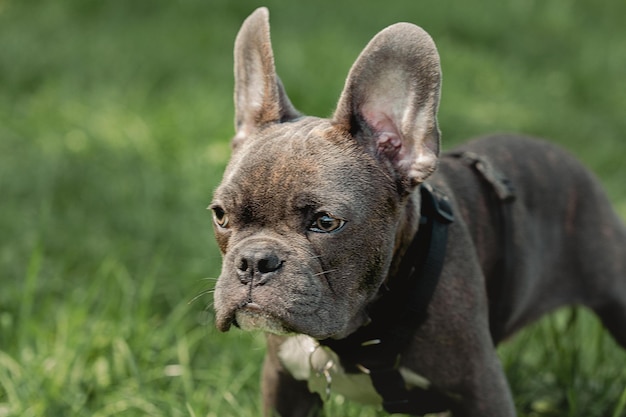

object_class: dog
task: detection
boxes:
[210,7,626,417]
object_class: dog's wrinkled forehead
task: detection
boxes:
[214,117,389,225]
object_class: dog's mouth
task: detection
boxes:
[219,302,294,335]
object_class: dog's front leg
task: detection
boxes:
[411,330,515,417]
[406,326,516,417]
[262,335,323,417]
[401,225,517,417]
[450,350,516,417]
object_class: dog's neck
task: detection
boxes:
[319,183,454,414]
[387,187,423,285]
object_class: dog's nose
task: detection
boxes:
[236,250,283,285]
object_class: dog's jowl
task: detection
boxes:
[210,7,626,417]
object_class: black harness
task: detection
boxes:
[319,153,516,415]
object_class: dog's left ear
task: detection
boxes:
[232,7,300,150]
[333,23,441,188]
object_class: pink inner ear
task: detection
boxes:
[377,131,402,156]
[363,109,408,164]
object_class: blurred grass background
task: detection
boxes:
[0,0,625,416]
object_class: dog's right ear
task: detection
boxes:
[232,7,300,150]
[333,23,442,189]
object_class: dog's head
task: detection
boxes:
[211,7,441,339]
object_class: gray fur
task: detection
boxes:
[211,7,626,417]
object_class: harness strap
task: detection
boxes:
[449,151,516,343]
[404,184,454,317]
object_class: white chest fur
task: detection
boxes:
[278,335,432,406]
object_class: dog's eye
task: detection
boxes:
[212,206,229,228]
[309,213,345,233]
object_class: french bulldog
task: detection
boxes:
[210,7,626,417]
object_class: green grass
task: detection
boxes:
[0,0,625,416]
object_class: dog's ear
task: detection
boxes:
[333,23,441,188]
[232,7,300,149]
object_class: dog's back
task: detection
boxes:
[437,134,626,345]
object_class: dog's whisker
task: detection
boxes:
[313,269,338,277]
[188,289,215,305]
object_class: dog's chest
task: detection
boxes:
[278,335,431,406]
